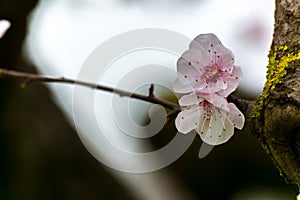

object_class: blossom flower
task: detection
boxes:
[0,20,10,39]
[173,33,245,145]
[173,33,242,97]
[175,92,244,145]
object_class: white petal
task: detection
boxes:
[197,115,209,137]
[178,93,203,106]
[176,53,205,92]
[198,107,225,145]
[216,78,227,90]
[216,119,235,145]
[175,106,202,134]
[227,103,245,129]
[0,20,10,39]
[204,80,222,94]
[206,78,227,93]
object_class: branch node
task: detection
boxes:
[149,83,155,98]
[20,78,33,89]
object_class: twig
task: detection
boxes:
[165,108,181,125]
[149,83,155,98]
[0,68,180,111]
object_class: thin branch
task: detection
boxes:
[0,68,255,127]
[227,94,255,116]
[165,108,181,125]
[0,68,180,110]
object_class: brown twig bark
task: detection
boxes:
[0,68,252,127]
[0,68,179,111]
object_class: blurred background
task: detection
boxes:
[0,0,297,199]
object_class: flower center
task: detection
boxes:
[202,65,219,79]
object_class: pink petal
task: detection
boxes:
[180,48,210,70]
[214,44,235,70]
[203,80,222,94]
[209,78,227,92]
[0,20,10,39]
[190,34,235,71]
[227,103,245,129]
[175,106,202,134]
[218,66,242,97]
[201,93,229,110]
[217,78,238,97]
[190,33,222,52]
[175,48,212,94]
[216,78,227,90]
[195,78,226,94]
[172,77,194,94]
[178,92,203,106]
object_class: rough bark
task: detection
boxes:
[253,0,300,189]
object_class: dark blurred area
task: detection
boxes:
[0,0,297,199]
[0,0,133,199]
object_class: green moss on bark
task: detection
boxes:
[252,46,300,117]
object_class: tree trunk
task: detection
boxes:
[253,0,300,189]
